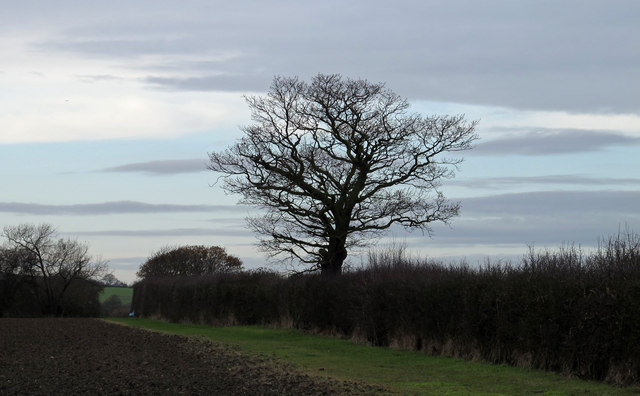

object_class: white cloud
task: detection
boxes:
[1,87,247,144]
[489,111,640,135]
[0,32,249,144]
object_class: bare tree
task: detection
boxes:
[136,245,243,280]
[209,74,478,275]
[2,223,109,315]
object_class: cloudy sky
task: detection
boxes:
[1,1,638,283]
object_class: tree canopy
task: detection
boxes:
[209,74,477,275]
[136,245,243,280]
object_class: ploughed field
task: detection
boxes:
[0,318,376,395]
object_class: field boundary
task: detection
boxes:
[106,317,640,395]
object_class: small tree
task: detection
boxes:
[136,245,243,280]
[209,74,478,275]
[2,223,108,316]
[101,273,128,287]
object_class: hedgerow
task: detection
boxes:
[132,232,640,384]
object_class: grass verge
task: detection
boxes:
[106,317,639,395]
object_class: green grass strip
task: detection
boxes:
[107,317,639,395]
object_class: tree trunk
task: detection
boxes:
[320,239,347,276]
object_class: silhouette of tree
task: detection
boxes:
[2,223,108,315]
[137,245,242,280]
[101,273,127,287]
[209,74,477,275]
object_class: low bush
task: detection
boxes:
[101,295,125,317]
[133,270,285,325]
[1,276,102,317]
[132,231,640,384]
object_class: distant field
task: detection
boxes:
[99,287,133,305]
[108,318,640,395]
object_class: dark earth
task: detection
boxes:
[0,318,381,395]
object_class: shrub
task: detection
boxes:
[101,295,124,317]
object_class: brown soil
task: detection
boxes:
[0,318,381,395]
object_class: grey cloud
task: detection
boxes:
[76,74,123,83]
[205,217,246,225]
[100,159,208,175]
[144,75,269,93]
[424,218,605,246]
[44,38,203,57]
[101,256,146,271]
[472,129,640,156]
[459,190,640,216]
[139,56,251,73]
[0,201,243,215]
[303,190,640,250]
[31,0,639,113]
[72,227,252,238]
[451,175,640,189]
[396,190,640,247]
